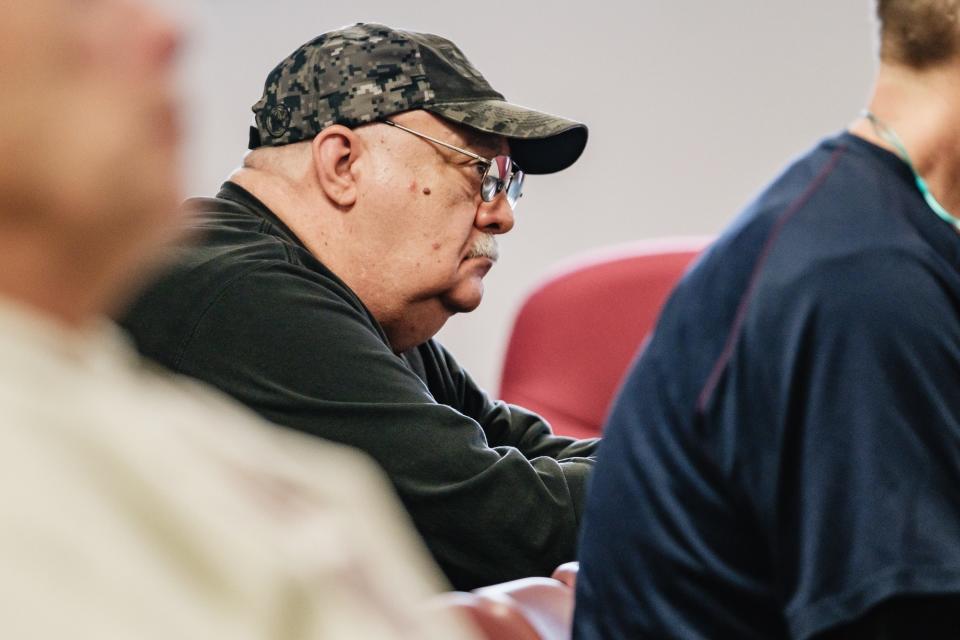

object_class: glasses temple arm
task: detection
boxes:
[382,119,491,164]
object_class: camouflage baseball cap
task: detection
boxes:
[248,23,587,175]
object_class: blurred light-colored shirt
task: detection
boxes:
[0,297,475,639]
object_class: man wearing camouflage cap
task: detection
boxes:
[122,23,598,590]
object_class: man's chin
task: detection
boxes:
[440,279,485,314]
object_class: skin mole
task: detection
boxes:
[422,186,432,195]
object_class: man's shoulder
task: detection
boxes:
[643,132,957,409]
[120,194,364,369]
[179,193,301,269]
[144,184,356,301]
[704,131,954,326]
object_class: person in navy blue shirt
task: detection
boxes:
[574,1,960,638]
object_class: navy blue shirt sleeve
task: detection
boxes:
[751,248,960,638]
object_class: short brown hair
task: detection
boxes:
[877,0,960,68]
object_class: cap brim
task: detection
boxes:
[425,100,587,175]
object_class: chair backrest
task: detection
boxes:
[499,238,710,440]
[431,576,574,640]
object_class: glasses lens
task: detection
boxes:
[480,156,514,202]
[481,175,500,201]
[481,157,508,202]
[506,168,524,208]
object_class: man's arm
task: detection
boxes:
[408,339,600,459]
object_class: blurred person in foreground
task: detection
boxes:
[120,23,598,590]
[575,1,960,638]
[0,1,475,638]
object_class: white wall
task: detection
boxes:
[166,0,877,391]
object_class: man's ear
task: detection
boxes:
[310,125,361,207]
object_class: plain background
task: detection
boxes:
[161,0,878,392]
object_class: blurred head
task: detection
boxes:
[0,0,182,321]
[877,0,960,68]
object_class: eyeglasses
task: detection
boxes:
[383,119,524,209]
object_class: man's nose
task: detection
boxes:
[476,191,515,235]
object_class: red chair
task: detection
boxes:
[431,576,574,640]
[499,238,711,440]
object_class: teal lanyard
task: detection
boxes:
[862,110,960,230]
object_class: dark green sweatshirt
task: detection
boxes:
[120,182,598,590]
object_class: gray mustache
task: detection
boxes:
[466,234,499,261]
